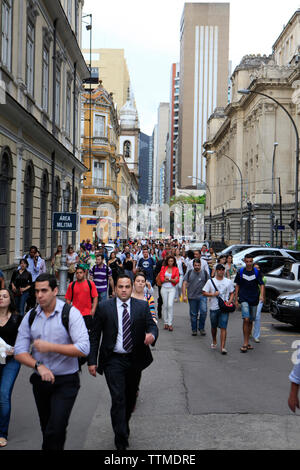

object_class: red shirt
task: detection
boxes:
[65,280,98,316]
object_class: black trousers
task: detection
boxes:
[30,372,80,450]
[104,354,141,448]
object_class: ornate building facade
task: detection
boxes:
[204,10,300,246]
[0,0,87,278]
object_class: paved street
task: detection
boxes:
[4,293,300,451]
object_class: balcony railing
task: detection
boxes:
[93,136,108,146]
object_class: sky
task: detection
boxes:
[82,0,300,135]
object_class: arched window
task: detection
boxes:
[23,161,35,253]
[123,140,131,159]
[0,147,13,262]
[40,170,49,252]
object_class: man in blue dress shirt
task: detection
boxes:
[15,273,90,450]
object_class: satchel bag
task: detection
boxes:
[156,271,162,287]
[210,278,235,313]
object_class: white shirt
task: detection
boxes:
[203,277,234,311]
[114,297,131,354]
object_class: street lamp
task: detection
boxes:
[238,88,300,250]
[207,150,244,243]
[188,176,212,242]
[271,143,279,246]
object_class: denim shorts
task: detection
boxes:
[241,302,257,322]
[210,309,229,329]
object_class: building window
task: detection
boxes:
[23,161,35,253]
[0,147,13,260]
[55,65,61,126]
[40,171,49,251]
[42,46,49,112]
[26,20,35,96]
[94,114,105,137]
[66,82,71,137]
[1,0,12,71]
[52,177,60,249]
[93,160,105,186]
[123,141,131,159]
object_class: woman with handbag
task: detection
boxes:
[159,255,179,331]
[10,259,32,316]
[66,246,79,283]
[202,264,235,355]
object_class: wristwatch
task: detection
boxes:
[34,360,43,370]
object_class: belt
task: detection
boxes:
[112,352,132,358]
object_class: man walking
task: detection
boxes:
[182,258,210,336]
[137,247,155,286]
[203,264,235,354]
[65,266,98,333]
[14,273,90,450]
[234,254,265,353]
[90,254,114,303]
[88,274,158,450]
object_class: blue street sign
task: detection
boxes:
[87,219,98,225]
[52,212,77,231]
[277,225,286,231]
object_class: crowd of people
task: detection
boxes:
[0,237,300,450]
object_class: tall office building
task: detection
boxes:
[152,103,170,203]
[166,63,180,201]
[178,2,230,189]
[138,132,151,204]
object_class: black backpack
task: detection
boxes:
[70,280,93,303]
[29,303,71,333]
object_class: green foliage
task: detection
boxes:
[170,195,206,206]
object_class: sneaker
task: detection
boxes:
[254,338,260,343]
[199,329,206,336]
[221,348,228,355]
[211,343,217,349]
[192,331,197,336]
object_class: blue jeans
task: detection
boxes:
[253,301,263,339]
[14,291,29,316]
[188,296,208,332]
[98,291,108,304]
[0,358,21,439]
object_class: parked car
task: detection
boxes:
[263,261,300,311]
[218,244,262,257]
[233,247,296,269]
[271,289,300,327]
[253,256,294,275]
[285,250,300,262]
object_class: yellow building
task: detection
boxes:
[80,82,138,243]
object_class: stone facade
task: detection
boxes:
[204,10,300,247]
[0,0,87,280]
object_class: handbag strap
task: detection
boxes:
[210,278,219,295]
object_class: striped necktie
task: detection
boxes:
[122,303,133,352]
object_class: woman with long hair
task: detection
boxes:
[51,245,63,279]
[131,272,157,323]
[10,259,32,316]
[66,246,79,283]
[174,248,186,302]
[159,255,180,331]
[0,289,22,447]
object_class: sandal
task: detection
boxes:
[0,438,7,447]
[168,326,173,331]
[164,324,169,330]
[247,344,254,350]
[240,346,248,353]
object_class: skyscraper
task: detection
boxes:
[178,2,230,189]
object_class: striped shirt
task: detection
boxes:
[90,264,112,293]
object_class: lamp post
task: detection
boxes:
[58,185,71,299]
[188,176,212,243]
[238,88,300,250]
[207,150,244,243]
[271,142,279,246]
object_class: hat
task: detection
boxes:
[215,264,225,271]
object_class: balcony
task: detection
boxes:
[93,136,108,146]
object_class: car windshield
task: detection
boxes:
[287,251,300,261]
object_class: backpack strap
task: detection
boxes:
[87,279,93,303]
[28,303,71,334]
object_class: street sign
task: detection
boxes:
[86,219,98,225]
[52,212,77,232]
[277,225,286,231]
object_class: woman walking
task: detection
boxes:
[160,256,179,331]
[225,254,237,282]
[66,246,79,283]
[10,259,32,316]
[131,272,157,323]
[0,289,22,447]
[51,245,62,279]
